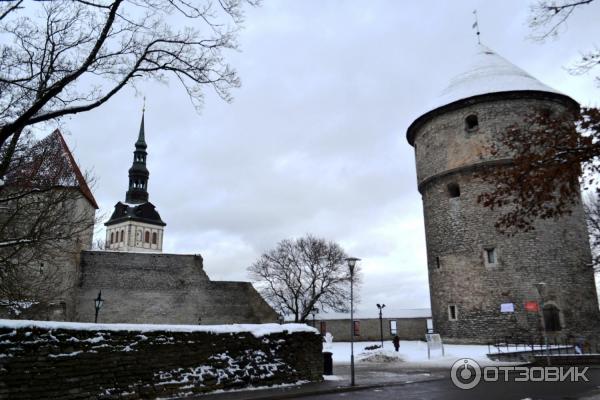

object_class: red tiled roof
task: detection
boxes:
[54,130,99,209]
[4,129,99,209]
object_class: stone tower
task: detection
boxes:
[406,45,600,342]
[105,110,166,252]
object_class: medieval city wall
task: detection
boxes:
[75,251,278,324]
[318,317,428,342]
[0,320,322,399]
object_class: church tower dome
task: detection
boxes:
[105,108,166,253]
[406,45,600,342]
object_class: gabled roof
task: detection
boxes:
[3,129,98,209]
[55,131,99,209]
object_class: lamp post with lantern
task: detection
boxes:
[376,303,386,349]
[345,257,360,387]
[94,291,104,323]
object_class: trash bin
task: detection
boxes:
[323,351,333,375]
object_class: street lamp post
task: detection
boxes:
[534,282,551,366]
[345,257,360,387]
[376,303,386,349]
[94,291,104,323]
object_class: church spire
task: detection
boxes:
[125,109,150,204]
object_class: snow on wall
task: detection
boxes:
[0,320,322,399]
[0,318,317,336]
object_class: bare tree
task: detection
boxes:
[529,0,599,82]
[477,107,600,233]
[584,192,600,270]
[475,2,600,232]
[248,235,358,323]
[0,130,98,316]
[0,0,256,176]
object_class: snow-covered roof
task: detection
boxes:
[0,319,318,337]
[421,45,565,118]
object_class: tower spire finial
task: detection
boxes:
[472,9,481,45]
[142,96,146,113]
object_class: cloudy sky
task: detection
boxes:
[55,1,600,318]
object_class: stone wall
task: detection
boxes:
[0,320,322,399]
[75,251,278,324]
[316,317,428,342]
[409,93,600,342]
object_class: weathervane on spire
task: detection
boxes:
[472,10,481,45]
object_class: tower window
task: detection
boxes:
[543,305,562,331]
[120,230,124,242]
[447,183,460,198]
[465,114,479,131]
[436,256,441,269]
[110,232,114,244]
[448,305,458,321]
[485,248,497,264]
[144,231,150,243]
[152,232,157,244]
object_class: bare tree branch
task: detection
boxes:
[248,235,358,323]
[0,0,256,174]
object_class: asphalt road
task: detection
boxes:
[292,368,600,400]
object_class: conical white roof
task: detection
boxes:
[423,45,563,115]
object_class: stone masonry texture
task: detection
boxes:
[0,324,323,399]
[75,251,278,325]
[408,93,600,343]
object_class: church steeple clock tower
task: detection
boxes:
[105,108,166,253]
[125,112,149,204]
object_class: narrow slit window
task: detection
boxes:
[447,183,460,198]
[465,114,479,131]
[448,305,458,321]
[436,256,441,269]
[486,248,497,264]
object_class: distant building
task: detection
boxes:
[406,45,600,343]
[312,308,432,342]
[105,111,166,252]
[2,114,278,325]
[0,130,98,320]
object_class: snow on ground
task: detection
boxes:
[326,340,521,368]
[0,319,318,338]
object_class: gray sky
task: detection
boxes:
[57,0,600,317]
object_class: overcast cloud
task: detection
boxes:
[54,1,600,318]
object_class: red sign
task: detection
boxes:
[524,301,539,312]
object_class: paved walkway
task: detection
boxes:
[186,363,600,400]
[186,363,446,400]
